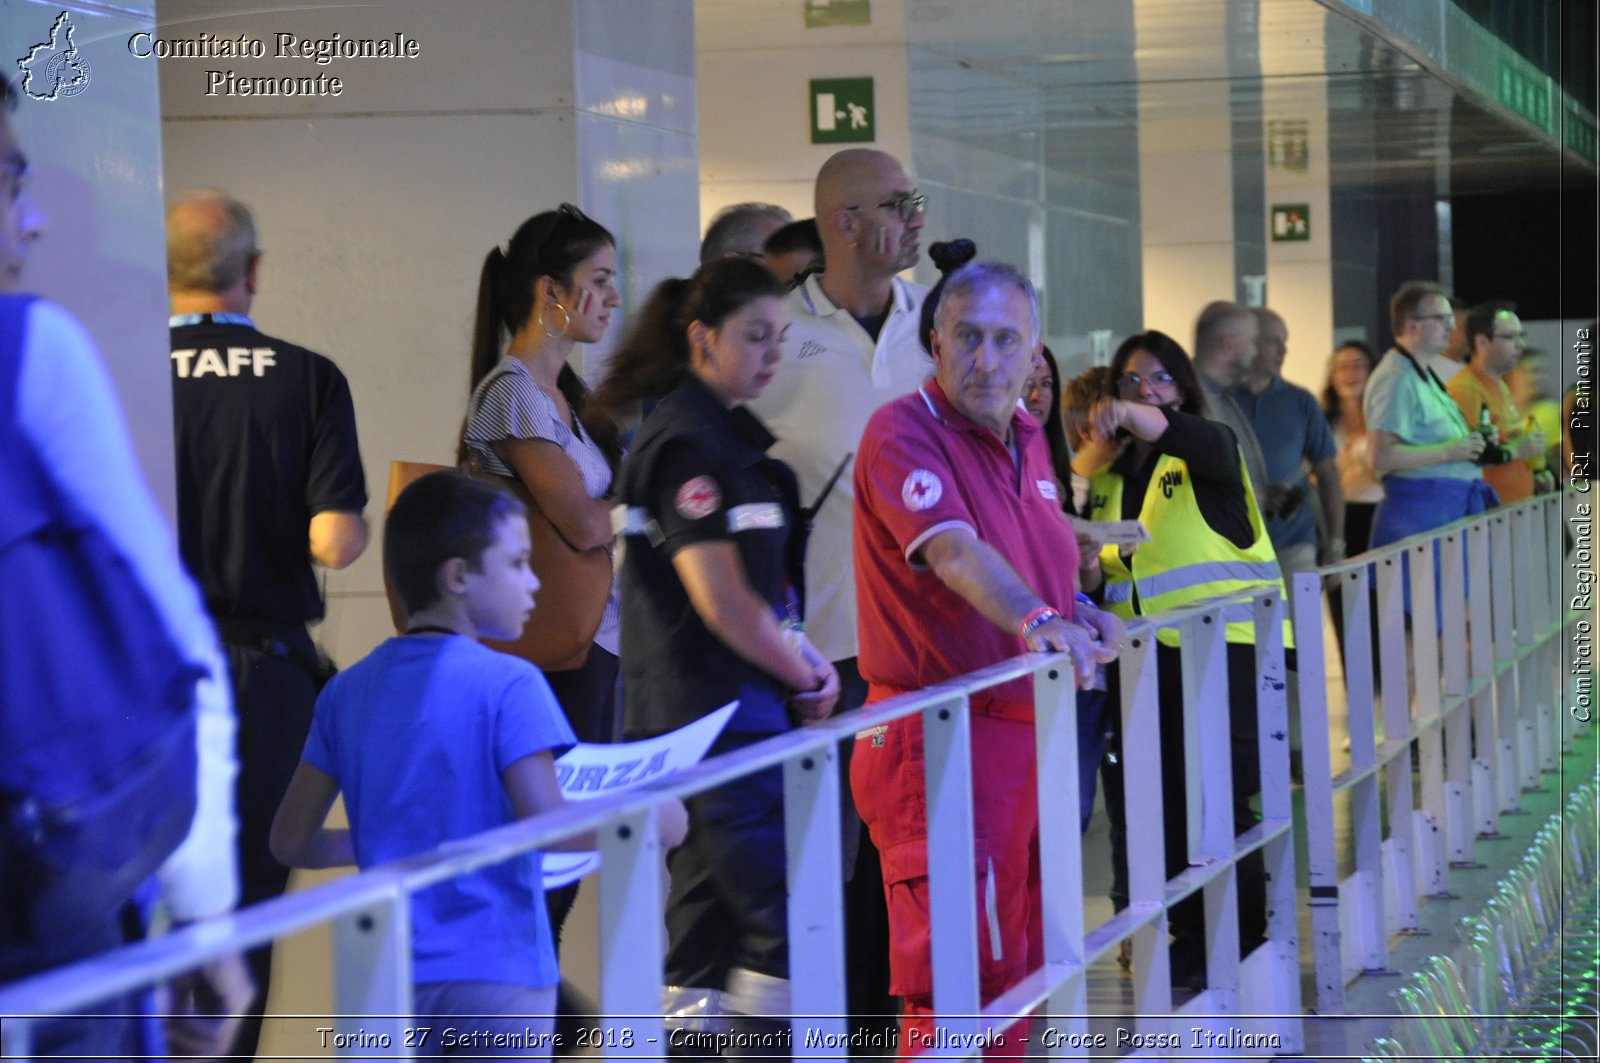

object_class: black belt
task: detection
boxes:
[215,619,330,684]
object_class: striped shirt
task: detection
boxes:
[464,357,620,656]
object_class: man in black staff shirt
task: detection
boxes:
[167,190,368,1057]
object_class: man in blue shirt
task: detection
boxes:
[1233,307,1345,574]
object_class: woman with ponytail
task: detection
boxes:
[460,207,624,1014]
[462,204,623,741]
[595,257,838,1041]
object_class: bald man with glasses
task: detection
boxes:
[749,148,934,699]
[746,147,933,1046]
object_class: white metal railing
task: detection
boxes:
[3,487,1584,1056]
[1293,490,1585,1015]
[0,585,1306,1060]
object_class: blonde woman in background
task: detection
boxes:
[1322,340,1383,557]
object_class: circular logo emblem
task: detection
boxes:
[46,52,91,98]
[901,469,943,511]
[674,476,721,520]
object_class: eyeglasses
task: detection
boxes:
[1410,313,1453,325]
[1493,331,1527,342]
[1116,369,1175,395]
[847,192,927,223]
[556,202,591,224]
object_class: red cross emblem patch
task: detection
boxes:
[901,469,943,511]
[675,476,722,520]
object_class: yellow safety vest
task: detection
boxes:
[1089,452,1293,648]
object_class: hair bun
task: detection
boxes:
[929,239,977,276]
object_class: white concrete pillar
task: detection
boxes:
[1136,2,1237,346]
[1260,20,1336,394]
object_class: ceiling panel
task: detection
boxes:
[903,0,1587,198]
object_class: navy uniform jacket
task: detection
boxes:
[618,375,803,737]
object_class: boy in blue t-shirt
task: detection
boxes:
[271,471,684,1055]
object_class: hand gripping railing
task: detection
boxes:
[0,589,1300,1060]
[1295,491,1582,1015]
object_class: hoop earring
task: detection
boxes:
[540,302,571,339]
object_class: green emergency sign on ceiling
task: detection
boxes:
[810,78,875,144]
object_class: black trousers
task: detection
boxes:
[1104,641,1267,976]
[222,623,320,1061]
[664,733,789,989]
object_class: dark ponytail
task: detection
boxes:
[464,206,614,466]
[920,238,978,354]
[468,205,614,392]
[589,258,784,458]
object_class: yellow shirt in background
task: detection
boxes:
[1448,364,1533,504]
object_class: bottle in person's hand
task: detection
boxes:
[1475,404,1503,465]
[1525,415,1548,474]
[1477,403,1498,445]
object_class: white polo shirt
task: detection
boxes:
[749,272,933,662]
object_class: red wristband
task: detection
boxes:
[1017,606,1060,641]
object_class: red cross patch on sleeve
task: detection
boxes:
[674,475,722,520]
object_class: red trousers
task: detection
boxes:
[851,704,1040,1059]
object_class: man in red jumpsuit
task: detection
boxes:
[851,260,1123,1056]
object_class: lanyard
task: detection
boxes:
[169,312,255,328]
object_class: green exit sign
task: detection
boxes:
[1498,59,1552,132]
[1270,204,1310,242]
[810,77,875,144]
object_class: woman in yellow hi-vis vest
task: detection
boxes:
[1075,329,1289,992]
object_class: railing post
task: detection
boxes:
[1253,586,1302,1053]
[1437,531,1477,864]
[1488,513,1529,806]
[1292,570,1342,1014]
[597,807,664,1058]
[783,738,847,1049]
[1118,630,1175,1030]
[1179,611,1231,867]
[1511,503,1552,783]
[1374,550,1419,934]
[1031,657,1087,1050]
[1341,558,1387,973]
[922,689,982,1043]
[331,887,412,1058]
[1405,541,1449,895]
[1465,520,1511,824]
[1179,606,1239,1025]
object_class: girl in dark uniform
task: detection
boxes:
[589,257,839,1052]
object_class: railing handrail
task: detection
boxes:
[1313,491,1546,576]
[0,644,1109,1019]
[2,568,1306,1010]
[0,573,1292,1024]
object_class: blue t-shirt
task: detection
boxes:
[1231,376,1337,549]
[302,635,576,987]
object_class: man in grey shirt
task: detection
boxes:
[1192,300,1271,506]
